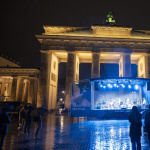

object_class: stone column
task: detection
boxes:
[28,77,38,108]
[65,52,78,109]
[16,77,24,102]
[91,53,100,78]
[119,53,131,77]
[37,51,59,110]
[48,53,59,110]
[0,82,2,96]
[6,78,13,101]
[1,80,5,97]
[10,77,17,101]
[144,54,150,78]
[22,79,29,103]
[37,51,52,108]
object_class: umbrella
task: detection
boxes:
[0,103,14,112]
[30,107,48,117]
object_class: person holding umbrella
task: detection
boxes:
[30,107,47,139]
[0,104,11,150]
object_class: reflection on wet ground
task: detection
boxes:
[2,112,150,150]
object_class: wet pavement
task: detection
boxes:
[2,112,150,150]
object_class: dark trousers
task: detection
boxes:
[24,118,32,133]
[0,124,7,150]
[131,137,141,150]
[0,133,6,150]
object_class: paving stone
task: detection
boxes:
[1,112,150,150]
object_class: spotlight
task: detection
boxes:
[107,84,111,87]
[107,84,112,88]
[114,84,117,87]
[100,85,103,87]
[128,85,131,89]
[121,84,125,88]
[109,85,113,88]
[103,85,106,88]
[135,85,139,90]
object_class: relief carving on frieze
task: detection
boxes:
[81,42,86,47]
[41,38,150,51]
[102,42,110,48]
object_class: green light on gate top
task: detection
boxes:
[105,9,116,25]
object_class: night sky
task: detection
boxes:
[0,0,150,71]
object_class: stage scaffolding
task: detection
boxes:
[70,78,150,119]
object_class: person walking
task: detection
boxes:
[24,105,33,134]
[0,107,11,150]
[144,105,150,142]
[33,115,42,139]
[129,106,142,150]
[18,105,28,134]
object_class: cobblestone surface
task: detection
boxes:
[2,112,150,150]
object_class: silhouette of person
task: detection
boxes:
[129,106,142,150]
[24,105,33,134]
[144,105,150,142]
[33,115,42,139]
[0,107,11,150]
[18,105,28,134]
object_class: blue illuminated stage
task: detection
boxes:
[70,77,150,119]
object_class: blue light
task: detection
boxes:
[128,85,131,89]
[107,84,112,88]
[114,84,117,87]
[116,85,119,88]
[121,84,125,88]
[103,85,106,88]
[100,85,103,87]
[107,84,111,87]
[135,85,139,90]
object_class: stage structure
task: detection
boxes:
[36,12,150,110]
[71,78,150,119]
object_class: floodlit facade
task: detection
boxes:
[0,56,39,107]
[1,10,150,111]
[36,24,150,110]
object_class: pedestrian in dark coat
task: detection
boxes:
[0,109,11,150]
[129,106,142,150]
[24,105,33,134]
[33,115,42,139]
[144,105,150,142]
[18,105,28,134]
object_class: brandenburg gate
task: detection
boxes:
[36,25,150,110]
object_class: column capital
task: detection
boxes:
[40,50,52,54]
[67,51,75,54]
[91,53,100,79]
[23,79,29,83]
